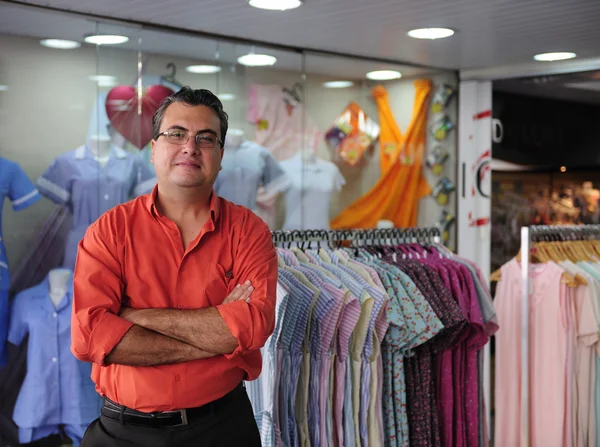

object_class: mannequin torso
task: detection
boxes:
[48,268,72,308]
[88,135,112,167]
[225,128,245,150]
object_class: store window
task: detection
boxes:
[0,3,458,445]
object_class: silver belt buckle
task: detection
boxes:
[165,409,188,426]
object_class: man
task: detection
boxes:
[71,86,278,446]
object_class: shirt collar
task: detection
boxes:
[75,144,127,160]
[146,185,221,224]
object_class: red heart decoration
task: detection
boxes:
[105,84,174,149]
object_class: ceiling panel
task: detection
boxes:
[3,0,600,71]
[0,2,429,80]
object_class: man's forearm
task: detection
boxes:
[105,325,217,366]
[122,308,238,355]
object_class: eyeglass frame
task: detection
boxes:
[155,130,223,149]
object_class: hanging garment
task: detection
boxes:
[37,145,156,270]
[494,259,572,447]
[330,80,432,229]
[248,84,322,162]
[247,233,495,447]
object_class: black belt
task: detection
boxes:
[101,382,244,428]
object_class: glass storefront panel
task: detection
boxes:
[0,3,457,444]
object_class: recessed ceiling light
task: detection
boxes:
[218,93,236,101]
[249,0,302,10]
[0,85,8,91]
[40,39,81,49]
[237,54,277,67]
[84,34,129,45]
[408,28,455,40]
[185,65,222,74]
[323,81,354,89]
[533,52,577,62]
[366,70,402,81]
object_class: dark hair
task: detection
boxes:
[152,86,229,147]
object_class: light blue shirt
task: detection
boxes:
[7,270,100,429]
[37,145,156,269]
[215,140,288,210]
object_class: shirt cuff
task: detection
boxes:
[216,301,251,360]
[85,312,134,365]
[12,189,41,211]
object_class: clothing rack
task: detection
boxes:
[271,227,443,246]
[519,224,600,446]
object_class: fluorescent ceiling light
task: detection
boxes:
[186,65,222,74]
[218,93,236,101]
[88,75,119,87]
[89,75,117,82]
[323,81,354,89]
[0,85,7,91]
[249,0,302,10]
[408,28,455,40]
[533,52,577,62]
[366,70,402,81]
[237,54,277,67]
[84,34,129,45]
[40,39,81,49]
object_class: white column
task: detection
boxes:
[457,80,493,439]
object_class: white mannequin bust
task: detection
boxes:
[88,134,112,166]
[48,268,72,308]
[299,147,317,164]
[226,128,245,149]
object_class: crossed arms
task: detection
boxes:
[107,282,255,366]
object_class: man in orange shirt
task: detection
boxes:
[71,87,278,446]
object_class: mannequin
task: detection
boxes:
[299,147,317,164]
[215,135,288,213]
[226,128,245,149]
[280,151,345,230]
[48,268,72,308]
[8,269,97,447]
[88,134,112,167]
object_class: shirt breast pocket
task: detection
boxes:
[204,261,233,306]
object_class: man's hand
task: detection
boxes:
[222,280,254,305]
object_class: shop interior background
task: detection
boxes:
[0,3,458,271]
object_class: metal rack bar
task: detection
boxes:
[520,226,530,447]
[271,227,443,246]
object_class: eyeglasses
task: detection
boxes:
[156,130,222,149]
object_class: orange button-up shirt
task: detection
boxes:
[71,186,278,412]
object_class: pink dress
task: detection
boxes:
[494,259,571,447]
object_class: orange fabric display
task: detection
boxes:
[330,79,432,229]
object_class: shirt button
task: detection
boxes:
[177,304,183,309]
[104,194,110,200]
[51,357,57,363]
[174,374,181,382]
[53,313,58,318]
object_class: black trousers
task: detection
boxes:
[80,385,261,447]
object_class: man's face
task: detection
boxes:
[151,102,224,190]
